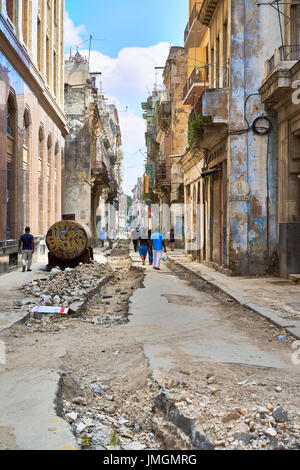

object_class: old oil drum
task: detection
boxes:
[46,221,93,260]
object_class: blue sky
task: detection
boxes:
[65,0,188,193]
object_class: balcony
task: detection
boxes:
[91,161,110,187]
[157,101,171,131]
[154,161,171,191]
[202,88,229,123]
[198,0,219,26]
[260,45,300,107]
[183,66,209,106]
[184,2,206,48]
[190,88,229,148]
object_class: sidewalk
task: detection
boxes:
[0,258,54,332]
[167,251,300,340]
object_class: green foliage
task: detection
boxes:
[188,114,212,147]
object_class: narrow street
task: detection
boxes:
[0,243,299,450]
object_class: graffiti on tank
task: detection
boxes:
[46,221,88,260]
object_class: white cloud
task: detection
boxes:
[64,12,172,192]
[86,42,172,107]
[78,42,172,192]
[64,11,87,48]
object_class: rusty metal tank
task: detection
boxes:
[46,221,93,260]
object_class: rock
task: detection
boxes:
[82,418,94,428]
[90,384,109,394]
[207,376,217,385]
[257,406,270,414]
[266,403,274,411]
[264,427,277,437]
[209,387,218,395]
[222,411,240,423]
[72,396,87,406]
[233,433,253,444]
[272,406,288,423]
[234,422,249,434]
[121,429,134,439]
[66,412,78,422]
[275,386,282,393]
[124,441,146,451]
[249,421,256,432]
[76,422,87,433]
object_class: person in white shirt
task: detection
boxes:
[149,229,167,270]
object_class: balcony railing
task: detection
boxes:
[268,55,275,74]
[183,66,209,102]
[279,45,300,61]
[155,161,171,187]
[184,2,203,43]
[157,101,171,130]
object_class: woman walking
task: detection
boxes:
[169,227,175,251]
[139,228,149,265]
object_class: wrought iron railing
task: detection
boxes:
[184,2,203,42]
[279,45,300,61]
[183,66,209,100]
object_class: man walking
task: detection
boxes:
[19,227,34,272]
[150,228,166,270]
[131,226,140,252]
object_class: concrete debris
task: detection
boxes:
[16,262,113,318]
[272,406,289,423]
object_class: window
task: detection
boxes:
[6,0,14,23]
[22,0,28,45]
[38,127,44,234]
[46,35,50,84]
[6,93,16,240]
[7,100,12,136]
[6,162,12,239]
[47,135,52,228]
[291,2,300,59]
[23,110,31,230]
[37,18,42,71]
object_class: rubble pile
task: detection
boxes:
[62,378,162,450]
[156,375,300,450]
[14,262,113,317]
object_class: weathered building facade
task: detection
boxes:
[64,57,122,240]
[180,0,282,275]
[142,46,190,244]
[0,0,67,273]
[260,0,300,278]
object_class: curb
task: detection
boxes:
[154,388,214,450]
[2,274,115,332]
[168,257,300,341]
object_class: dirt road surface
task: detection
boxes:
[0,242,299,450]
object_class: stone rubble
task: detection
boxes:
[155,375,300,450]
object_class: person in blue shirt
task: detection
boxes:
[100,228,106,247]
[150,228,167,270]
[19,227,34,272]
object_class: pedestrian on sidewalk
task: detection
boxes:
[148,229,153,265]
[150,228,166,270]
[169,227,175,251]
[139,228,149,265]
[131,226,140,252]
[99,228,106,247]
[19,227,34,272]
